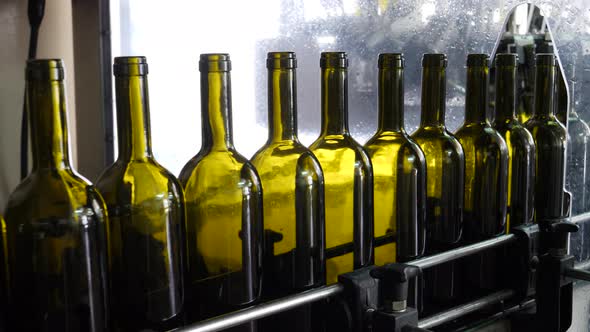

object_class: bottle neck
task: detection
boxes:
[495,65,517,122]
[201,70,233,150]
[420,66,446,128]
[268,67,297,142]
[464,66,488,124]
[378,67,404,132]
[115,75,153,161]
[321,67,349,135]
[28,78,72,170]
[534,64,556,118]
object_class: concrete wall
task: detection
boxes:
[0,0,77,210]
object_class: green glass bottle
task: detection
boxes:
[309,52,374,285]
[411,54,464,307]
[3,59,110,331]
[493,53,536,230]
[95,56,185,331]
[525,54,567,223]
[455,54,508,294]
[364,53,426,265]
[455,54,508,240]
[179,54,263,331]
[251,51,325,332]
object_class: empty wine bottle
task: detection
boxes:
[179,54,263,331]
[411,54,464,309]
[455,54,508,294]
[364,53,426,265]
[309,52,374,285]
[95,56,186,331]
[493,53,536,231]
[251,52,325,332]
[3,59,110,331]
[525,54,567,224]
[456,54,508,241]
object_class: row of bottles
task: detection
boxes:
[0,50,567,331]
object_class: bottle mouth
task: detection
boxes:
[422,54,447,68]
[26,59,64,81]
[320,52,348,69]
[200,53,231,72]
[267,52,297,69]
[113,56,148,76]
[536,53,556,67]
[495,53,518,67]
[466,53,489,67]
[378,53,404,69]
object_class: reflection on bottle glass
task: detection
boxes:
[179,54,263,331]
[96,56,185,331]
[3,59,110,332]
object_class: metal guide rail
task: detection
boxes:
[173,234,517,332]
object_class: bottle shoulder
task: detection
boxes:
[526,117,568,140]
[5,170,106,224]
[96,159,183,205]
[251,140,311,165]
[181,148,261,192]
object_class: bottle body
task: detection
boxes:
[96,57,185,331]
[310,52,373,285]
[3,59,110,332]
[411,54,464,307]
[180,54,263,331]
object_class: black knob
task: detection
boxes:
[370,264,421,312]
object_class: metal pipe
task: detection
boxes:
[173,284,344,332]
[410,234,516,269]
[574,260,590,271]
[417,290,515,329]
[564,268,590,282]
[571,212,590,225]
[452,299,535,332]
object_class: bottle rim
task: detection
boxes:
[26,59,64,81]
[535,53,556,67]
[466,53,489,67]
[422,54,447,68]
[267,52,297,69]
[495,53,518,67]
[113,56,148,76]
[199,53,231,72]
[378,53,404,69]
[320,52,348,69]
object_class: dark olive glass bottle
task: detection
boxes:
[493,53,536,231]
[455,54,508,240]
[411,54,464,308]
[95,57,185,331]
[455,54,508,294]
[251,52,325,332]
[525,54,568,224]
[179,54,263,331]
[364,53,426,265]
[309,52,374,285]
[3,59,110,332]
